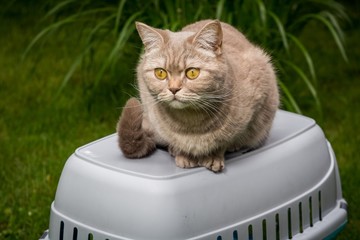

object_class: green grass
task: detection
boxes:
[309,20,360,239]
[0,3,128,239]
[24,0,349,115]
[0,1,359,239]
[290,3,360,238]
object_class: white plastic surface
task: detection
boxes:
[46,110,347,240]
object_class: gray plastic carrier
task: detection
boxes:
[40,110,347,240]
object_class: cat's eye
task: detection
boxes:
[185,68,200,80]
[154,68,167,80]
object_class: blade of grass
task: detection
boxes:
[114,0,127,36]
[163,1,176,30]
[177,0,187,26]
[282,60,321,113]
[193,4,204,21]
[94,11,142,87]
[81,14,117,76]
[52,11,118,94]
[287,33,317,84]
[320,11,345,42]
[268,10,289,54]
[86,14,116,46]
[23,7,115,60]
[278,79,302,114]
[22,16,77,60]
[296,13,348,62]
[56,42,95,96]
[216,0,226,20]
[256,0,267,26]
[43,0,77,19]
[307,0,349,21]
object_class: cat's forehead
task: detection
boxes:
[146,31,196,70]
[167,30,194,43]
[143,30,205,71]
[165,30,194,51]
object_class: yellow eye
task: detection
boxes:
[154,68,167,80]
[185,68,200,80]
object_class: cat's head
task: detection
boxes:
[136,20,228,110]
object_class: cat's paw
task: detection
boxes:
[175,155,198,168]
[198,155,225,173]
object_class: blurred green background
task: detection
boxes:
[0,0,359,239]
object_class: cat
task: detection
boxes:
[117,20,279,172]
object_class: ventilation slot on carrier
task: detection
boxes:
[59,221,64,240]
[287,208,292,239]
[262,219,267,240]
[319,191,322,221]
[275,213,280,240]
[299,202,303,233]
[233,230,238,240]
[248,224,253,240]
[309,196,313,227]
[73,227,78,240]
[88,233,94,240]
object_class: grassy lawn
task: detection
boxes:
[311,14,360,239]
[0,1,359,239]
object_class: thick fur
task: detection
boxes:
[118,20,279,172]
[117,98,156,158]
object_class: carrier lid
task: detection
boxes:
[75,110,316,179]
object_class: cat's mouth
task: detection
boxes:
[169,99,188,109]
[168,96,191,109]
[158,93,196,109]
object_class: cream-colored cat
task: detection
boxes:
[117,20,279,172]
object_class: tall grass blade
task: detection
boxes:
[56,43,94,96]
[268,11,289,54]
[308,0,349,21]
[22,16,77,60]
[287,33,317,84]
[216,0,226,20]
[43,0,77,19]
[86,14,116,46]
[193,5,204,21]
[163,1,176,30]
[297,13,348,62]
[278,79,302,114]
[321,11,345,42]
[24,7,114,60]
[283,60,321,112]
[114,0,127,36]
[256,0,267,26]
[94,11,142,87]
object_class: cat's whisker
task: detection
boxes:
[197,103,235,137]
[194,99,233,129]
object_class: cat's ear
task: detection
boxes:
[136,22,165,52]
[192,20,223,55]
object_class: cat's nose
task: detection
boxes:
[169,87,181,95]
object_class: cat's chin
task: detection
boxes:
[168,100,190,109]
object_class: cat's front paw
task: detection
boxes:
[198,155,225,173]
[175,155,198,169]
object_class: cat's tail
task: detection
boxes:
[117,97,156,158]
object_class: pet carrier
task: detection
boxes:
[40,110,347,240]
